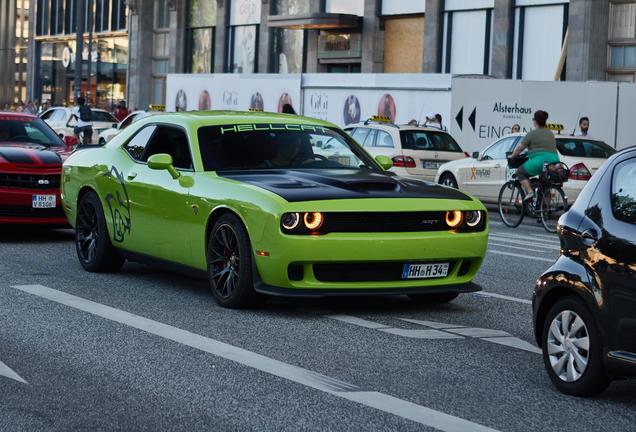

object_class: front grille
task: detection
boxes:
[0,205,64,218]
[0,173,61,190]
[313,261,457,283]
[321,212,449,233]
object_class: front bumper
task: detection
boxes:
[253,230,488,292]
[0,186,67,225]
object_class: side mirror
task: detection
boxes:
[112,123,118,129]
[472,151,480,159]
[375,155,393,170]
[147,153,180,179]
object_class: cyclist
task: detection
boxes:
[72,96,93,145]
[508,110,560,203]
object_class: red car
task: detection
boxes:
[0,112,73,225]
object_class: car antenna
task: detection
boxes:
[571,112,580,136]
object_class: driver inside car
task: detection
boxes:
[262,134,314,168]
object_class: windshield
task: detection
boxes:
[0,116,65,147]
[557,139,616,159]
[91,111,117,123]
[400,130,463,152]
[197,124,381,172]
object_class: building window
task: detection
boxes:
[154,0,170,30]
[271,29,304,73]
[64,0,76,34]
[111,0,126,30]
[610,46,636,69]
[441,2,494,75]
[186,0,216,73]
[227,0,262,73]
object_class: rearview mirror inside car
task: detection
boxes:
[375,155,393,170]
[147,153,180,179]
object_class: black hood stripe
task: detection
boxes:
[220,169,472,202]
[0,147,61,165]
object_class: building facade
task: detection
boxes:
[0,0,30,106]
[4,0,634,109]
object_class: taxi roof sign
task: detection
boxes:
[148,104,165,112]
[248,107,264,112]
[546,123,564,132]
[368,115,392,123]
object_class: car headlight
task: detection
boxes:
[281,212,300,230]
[304,212,324,230]
[465,210,482,227]
[445,211,463,228]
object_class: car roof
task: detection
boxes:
[145,110,337,128]
[503,131,606,143]
[345,122,449,133]
[0,111,37,119]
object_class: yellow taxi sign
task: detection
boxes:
[546,123,564,132]
[368,115,392,123]
[248,107,264,112]
[148,104,165,112]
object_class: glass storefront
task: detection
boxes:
[270,0,309,73]
[37,36,128,110]
[187,0,216,73]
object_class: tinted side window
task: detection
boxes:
[557,139,616,159]
[375,130,394,148]
[143,126,193,170]
[125,125,157,161]
[40,110,54,120]
[482,137,516,160]
[351,127,371,146]
[612,159,636,225]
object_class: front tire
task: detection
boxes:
[542,296,610,396]
[439,173,458,189]
[75,191,125,272]
[207,213,263,309]
[498,181,526,228]
[408,292,459,304]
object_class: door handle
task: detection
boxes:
[126,172,137,180]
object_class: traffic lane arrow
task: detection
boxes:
[0,358,27,384]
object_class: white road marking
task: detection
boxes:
[11,285,498,432]
[0,359,27,384]
[488,235,560,250]
[379,328,464,339]
[473,292,532,305]
[482,337,542,354]
[326,314,391,329]
[489,232,560,243]
[398,318,465,329]
[488,242,553,254]
[444,328,511,338]
[487,250,556,263]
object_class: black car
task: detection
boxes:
[533,146,636,396]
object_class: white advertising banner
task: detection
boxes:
[165,74,301,114]
[302,74,452,128]
[450,77,619,153]
[230,0,261,25]
[616,83,636,150]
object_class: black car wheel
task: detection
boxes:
[439,173,458,189]
[542,296,610,396]
[408,292,459,304]
[207,213,263,309]
[75,191,125,272]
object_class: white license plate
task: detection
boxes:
[422,160,442,169]
[32,194,56,208]
[402,262,449,279]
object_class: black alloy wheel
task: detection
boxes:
[207,213,262,308]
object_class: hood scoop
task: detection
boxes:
[344,180,398,192]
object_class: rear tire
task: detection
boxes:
[439,173,458,189]
[207,213,263,309]
[539,186,567,233]
[498,181,526,228]
[542,296,610,396]
[75,191,125,272]
[408,292,459,304]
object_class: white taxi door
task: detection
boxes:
[461,137,519,202]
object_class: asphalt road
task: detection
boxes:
[1,213,635,432]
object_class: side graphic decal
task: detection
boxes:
[104,166,131,242]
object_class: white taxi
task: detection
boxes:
[97,110,153,145]
[435,132,617,204]
[345,117,468,182]
[40,107,118,144]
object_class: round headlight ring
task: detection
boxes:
[281,212,300,230]
[445,210,463,228]
[466,210,482,227]
[304,212,324,230]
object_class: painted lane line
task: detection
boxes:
[487,250,556,263]
[489,232,560,243]
[488,242,556,254]
[488,236,560,250]
[0,359,27,384]
[482,337,542,354]
[378,328,464,339]
[11,285,498,432]
[444,328,511,338]
[326,314,391,329]
[397,318,465,329]
[473,292,532,305]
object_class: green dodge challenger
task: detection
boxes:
[61,111,488,308]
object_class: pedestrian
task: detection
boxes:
[574,117,590,137]
[114,100,130,122]
[424,112,443,131]
[2,103,9,112]
[25,100,37,115]
[407,119,418,126]
[435,114,448,132]
[511,124,521,133]
[72,96,94,145]
[16,100,25,112]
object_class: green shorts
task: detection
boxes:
[517,152,560,180]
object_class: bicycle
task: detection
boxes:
[497,155,569,233]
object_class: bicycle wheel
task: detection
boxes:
[539,186,567,233]
[498,180,526,228]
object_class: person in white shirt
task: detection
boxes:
[423,112,444,131]
[72,96,93,145]
[575,117,590,137]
